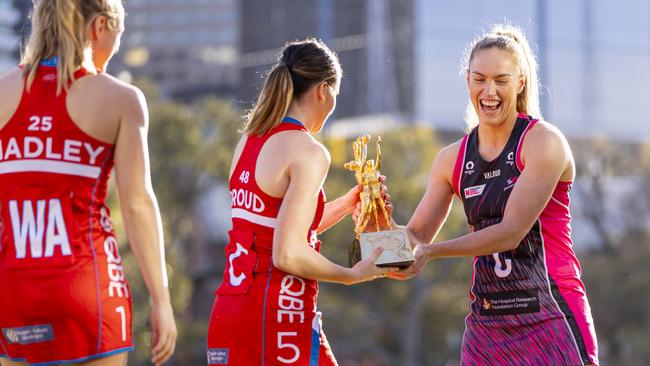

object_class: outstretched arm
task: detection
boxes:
[419,124,572,259]
[317,184,360,234]
[406,142,458,245]
[273,140,397,284]
[389,142,457,280]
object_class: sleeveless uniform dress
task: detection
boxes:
[452,113,599,365]
[207,118,337,366]
[0,64,133,364]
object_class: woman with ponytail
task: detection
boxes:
[0,1,176,365]
[207,38,396,366]
[393,23,599,365]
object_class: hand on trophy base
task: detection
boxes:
[359,228,414,269]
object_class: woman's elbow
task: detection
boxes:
[499,224,529,251]
[272,250,293,272]
[121,195,156,215]
[501,238,521,251]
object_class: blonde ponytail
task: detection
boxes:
[242,64,294,136]
[462,23,542,130]
[21,0,122,95]
[243,38,342,136]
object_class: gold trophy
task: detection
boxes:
[345,134,414,268]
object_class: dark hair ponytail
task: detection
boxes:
[243,38,341,136]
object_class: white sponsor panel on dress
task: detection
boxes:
[464,184,486,199]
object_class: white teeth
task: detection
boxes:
[481,100,501,107]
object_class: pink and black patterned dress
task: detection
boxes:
[451,114,599,365]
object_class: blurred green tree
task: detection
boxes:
[576,137,650,366]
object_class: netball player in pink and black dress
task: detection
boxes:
[207,39,395,366]
[394,24,599,365]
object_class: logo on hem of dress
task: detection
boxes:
[207,348,229,365]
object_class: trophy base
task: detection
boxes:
[360,229,414,269]
[348,238,362,268]
[376,261,414,269]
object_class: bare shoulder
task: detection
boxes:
[0,68,24,123]
[83,73,147,115]
[438,137,464,163]
[522,120,574,179]
[433,137,464,179]
[300,133,330,164]
[525,120,570,152]
[0,67,23,87]
[89,72,142,95]
[271,130,331,168]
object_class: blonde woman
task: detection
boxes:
[0,1,176,365]
[396,24,599,365]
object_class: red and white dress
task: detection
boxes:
[0,64,132,364]
[207,118,337,366]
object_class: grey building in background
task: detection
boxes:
[239,0,415,121]
[0,0,19,73]
[7,0,645,141]
[114,0,240,100]
[11,0,30,49]
[415,0,650,140]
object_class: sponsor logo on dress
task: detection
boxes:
[464,184,485,199]
[482,298,492,310]
[207,348,229,365]
[100,207,114,232]
[483,169,501,179]
[2,324,55,345]
[464,161,475,175]
[5,329,18,343]
[478,289,540,316]
[506,151,514,165]
[504,176,518,191]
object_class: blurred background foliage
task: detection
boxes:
[111,81,650,365]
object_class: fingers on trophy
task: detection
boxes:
[345,134,413,269]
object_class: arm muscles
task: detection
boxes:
[406,144,457,245]
[428,126,569,257]
[114,87,170,303]
[317,193,356,234]
[272,143,354,284]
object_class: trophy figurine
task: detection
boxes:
[344,134,414,268]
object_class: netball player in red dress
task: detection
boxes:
[207,39,396,366]
[394,24,599,365]
[0,1,176,365]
